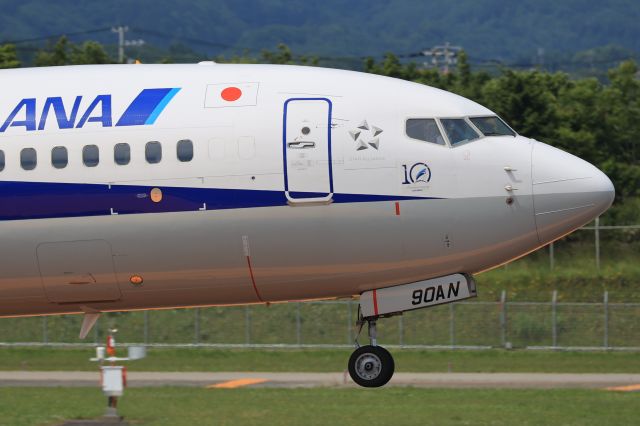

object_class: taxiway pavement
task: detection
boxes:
[1,371,640,389]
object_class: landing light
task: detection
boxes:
[129,275,144,286]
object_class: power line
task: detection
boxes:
[0,27,112,45]
[466,53,639,70]
[0,25,477,66]
[132,28,247,51]
[1,25,637,71]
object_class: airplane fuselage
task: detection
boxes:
[0,63,614,317]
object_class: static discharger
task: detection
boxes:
[150,187,163,203]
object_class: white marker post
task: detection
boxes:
[90,328,145,420]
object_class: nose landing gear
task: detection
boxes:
[347,315,395,387]
[348,274,477,387]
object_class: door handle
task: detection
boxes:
[66,272,97,285]
[504,185,518,192]
[504,166,518,172]
[288,141,316,149]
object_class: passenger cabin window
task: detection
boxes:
[21,148,37,170]
[51,146,68,169]
[440,119,480,146]
[177,139,193,162]
[470,116,516,137]
[83,145,99,167]
[114,143,130,165]
[146,141,162,164]
[406,119,446,145]
[0,150,4,171]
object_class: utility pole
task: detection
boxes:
[537,47,545,70]
[112,26,129,63]
[421,42,462,74]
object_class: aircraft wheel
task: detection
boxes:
[348,345,394,388]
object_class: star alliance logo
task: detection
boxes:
[348,119,383,151]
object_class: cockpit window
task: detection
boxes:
[406,119,446,145]
[470,116,516,137]
[439,119,480,146]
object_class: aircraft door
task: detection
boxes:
[283,98,333,203]
[37,240,122,303]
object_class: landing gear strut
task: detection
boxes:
[348,314,395,387]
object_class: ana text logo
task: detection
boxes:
[0,88,180,133]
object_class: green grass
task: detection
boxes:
[2,348,640,374]
[0,387,637,426]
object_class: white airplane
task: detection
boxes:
[0,62,613,387]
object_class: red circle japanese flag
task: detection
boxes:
[205,82,259,108]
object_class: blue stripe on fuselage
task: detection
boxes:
[115,88,180,127]
[145,88,181,125]
[0,181,440,221]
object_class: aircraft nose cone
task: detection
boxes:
[532,142,614,243]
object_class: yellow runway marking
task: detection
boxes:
[207,378,268,389]
[605,384,640,392]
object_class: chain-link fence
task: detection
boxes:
[1,292,639,350]
[546,220,640,271]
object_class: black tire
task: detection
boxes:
[348,345,395,388]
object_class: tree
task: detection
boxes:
[554,78,602,163]
[34,36,70,66]
[599,61,640,199]
[70,41,111,64]
[0,44,20,68]
[34,36,113,66]
[261,43,293,64]
[218,43,318,66]
[480,70,567,142]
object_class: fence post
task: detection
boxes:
[245,306,251,345]
[603,291,609,349]
[194,308,200,345]
[347,301,353,345]
[500,290,507,347]
[549,242,555,270]
[42,316,48,345]
[296,303,301,346]
[450,303,455,348]
[552,290,558,348]
[595,216,601,272]
[143,311,149,344]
